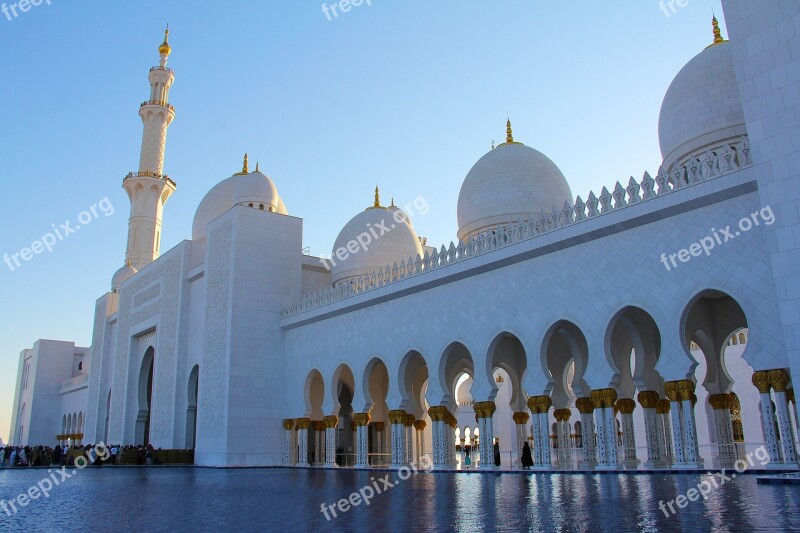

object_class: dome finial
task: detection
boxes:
[506,119,514,143]
[255,160,260,172]
[374,185,381,208]
[159,24,171,57]
[712,15,725,45]
[235,153,249,175]
[391,197,395,207]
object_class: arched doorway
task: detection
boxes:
[136,347,155,446]
[186,365,199,449]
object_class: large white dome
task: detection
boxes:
[192,167,287,242]
[658,28,746,168]
[457,125,572,242]
[330,196,424,287]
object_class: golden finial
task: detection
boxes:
[506,119,514,143]
[374,185,381,208]
[235,153,249,175]
[255,161,260,172]
[158,24,171,56]
[390,197,395,207]
[712,15,725,45]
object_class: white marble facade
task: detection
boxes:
[10,2,800,469]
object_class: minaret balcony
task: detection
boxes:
[140,100,175,112]
[149,66,172,73]
[124,171,177,187]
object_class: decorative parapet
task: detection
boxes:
[283,136,753,318]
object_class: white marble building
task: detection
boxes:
[10,3,800,471]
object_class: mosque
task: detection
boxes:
[10,5,800,471]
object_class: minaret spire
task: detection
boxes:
[711,15,725,45]
[122,27,177,271]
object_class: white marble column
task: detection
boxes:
[414,420,427,465]
[354,413,370,468]
[603,406,620,466]
[770,369,799,465]
[428,407,449,469]
[709,395,736,467]
[389,410,406,468]
[592,389,619,468]
[283,419,295,465]
[576,398,596,468]
[637,392,662,468]
[554,409,572,468]
[617,399,638,467]
[538,408,553,467]
[405,415,416,465]
[475,402,497,469]
[324,416,338,467]
[529,400,543,467]
[297,418,310,467]
[659,401,674,465]
[513,412,530,469]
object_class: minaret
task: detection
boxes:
[122,26,177,270]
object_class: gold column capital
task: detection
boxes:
[296,417,311,430]
[616,398,636,414]
[664,381,679,401]
[323,415,339,428]
[413,420,427,431]
[752,370,771,393]
[404,413,416,427]
[637,391,659,409]
[708,393,733,410]
[600,388,618,408]
[527,396,540,414]
[553,408,572,422]
[353,412,371,426]
[474,401,497,418]
[656,399,671,414]
[676,380,695,401]
[388,410,407,425]
[283,419,295,430]
[428,406,449,422]
[312,421,325,432]
[373,422,385,432]
[512,411,530,424]
[575,397,594,414]
[768,368,790,392]
[590,390,604,409]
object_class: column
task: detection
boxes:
[414,420,427,465]
[297,418,311,467]
[664,381,686,466]
[428,406,449,469]
[388,410,406,468]
[405,414,416,465]
[592,389,619,468]
[575,397,596,468]
[753,371,781,463]
[528,398,543,467]
[513,412,530,470]
[445,413,457,467]
[617,399,638,468]
[475,401,497,469]
[637,391,662,468]
[553,409,572,468]
[353,413,371,468]
[770,369,799,465]
[678,381,703,467]
[324,416,338,467]
[537,397,553,468]
[283,419,295,465]
[591,391,607,465]
[657,399,674,465]
[709,394,736,467]
[788,389,800,448]
[373,422,385,467]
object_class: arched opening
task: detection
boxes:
[398,350,430,466]
[487,332,528,466]
[186,365,199,450]
[683,290,754,465]
[135,347,155,447]
[304,369,324,465]
[363,358,390,466]
[332,364,355,466]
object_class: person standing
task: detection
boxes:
[521,441,533,470]
[493,440,501,467]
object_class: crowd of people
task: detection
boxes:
[0,443,164,467]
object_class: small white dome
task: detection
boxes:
[192,169,286,241]
[112,263,138,291]
[330,203,424,287]
[457,130,572,242]
[658,39,746,167]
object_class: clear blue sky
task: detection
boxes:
[0,0,724,443]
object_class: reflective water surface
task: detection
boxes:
[1,468,799,532]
